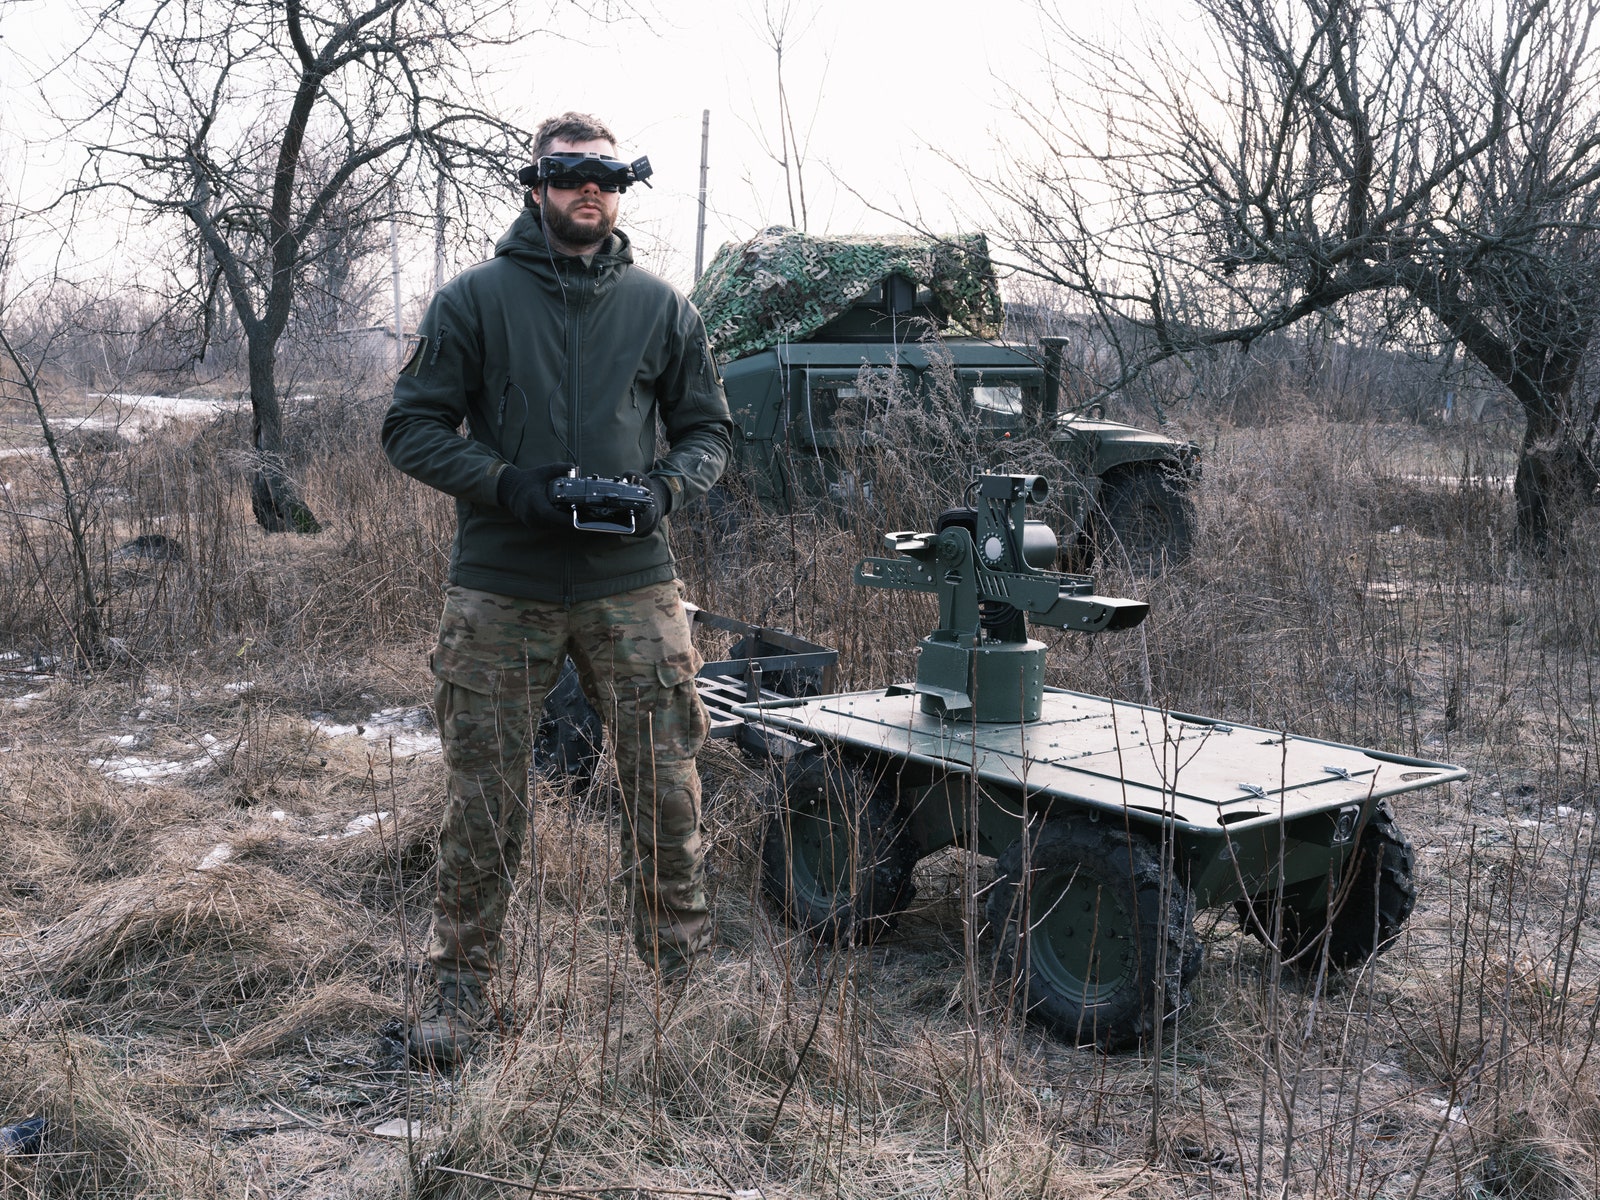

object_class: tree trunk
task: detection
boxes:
[246,334,321,534]
[1512,397,1598,556]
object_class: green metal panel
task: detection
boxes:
[915,635,1048,722]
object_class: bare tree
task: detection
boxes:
[0,196,108,662]
[55,0,552,532]
[748,0,821,231]
[991,0,1600,551]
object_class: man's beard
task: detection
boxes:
[543,197,615,248]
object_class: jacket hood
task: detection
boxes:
[493,206,634,275]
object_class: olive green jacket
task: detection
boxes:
[381,211,732,603]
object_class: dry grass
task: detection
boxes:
[2,383,1599,1198]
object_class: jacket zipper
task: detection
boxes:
[562,260,591,609]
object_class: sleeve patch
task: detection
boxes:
[400,334,429,377]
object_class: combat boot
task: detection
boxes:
[407,974,486,1068]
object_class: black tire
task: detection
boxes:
[1097,466,1196,572]
[760,756,916,944]
[1238,801,1417,970]
[534,657,605,792]
[988,821,1200,1052]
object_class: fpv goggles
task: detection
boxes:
[517,152,654,193]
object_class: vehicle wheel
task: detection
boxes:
[760,755,916,944]
[1097,467,1196,572]
[1238,801,1416,970]
[988,821,1200,1051]
[534,657,605,793]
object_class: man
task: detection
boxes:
[382,111,732,1066]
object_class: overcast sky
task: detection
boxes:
[482,0,1204,285]
[0,0,1196,297]
[500,0,1052,282]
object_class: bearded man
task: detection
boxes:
[382,111,731,1066]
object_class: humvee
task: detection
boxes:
[689,229,1202,568]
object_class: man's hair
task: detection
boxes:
[532,112,618,161]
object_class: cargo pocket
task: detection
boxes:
[653,649,704,689]
[652,656,709,752]
[430,645,529,700]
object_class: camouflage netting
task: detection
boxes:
[688,227,1006,362]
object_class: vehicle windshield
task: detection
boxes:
[973,385,1025,416]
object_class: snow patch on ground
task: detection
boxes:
[315,706,439,758]
[2,393,255,460]
[1400,472,1512,491]
[196,843,234,871]
[317,811,392,841]
[76,700,437,786]
[84,392,250,441]
[91,753,215,783]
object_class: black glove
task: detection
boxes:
[627,474,672,538]
[497,462,575,530]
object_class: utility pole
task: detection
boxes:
[694,109,710,282]
[433,165,447,294]
[389,188,403,364]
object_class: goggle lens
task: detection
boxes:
[546,175,622,192]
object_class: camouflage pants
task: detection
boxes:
[427,580,711,981]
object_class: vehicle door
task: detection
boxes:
[786,366,918,502]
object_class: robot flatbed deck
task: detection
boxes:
[738,686,1466,836]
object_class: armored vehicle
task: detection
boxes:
[538,471,1465,1051]
[739,473,1465,1050]
[689,228,1202,568]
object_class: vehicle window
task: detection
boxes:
[973,385,1025,415]
[793,373,889,449]
[961,376,1041,429]
[796,370,913,434]
[810,384,857,427]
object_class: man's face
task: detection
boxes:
[539,136,622,251]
